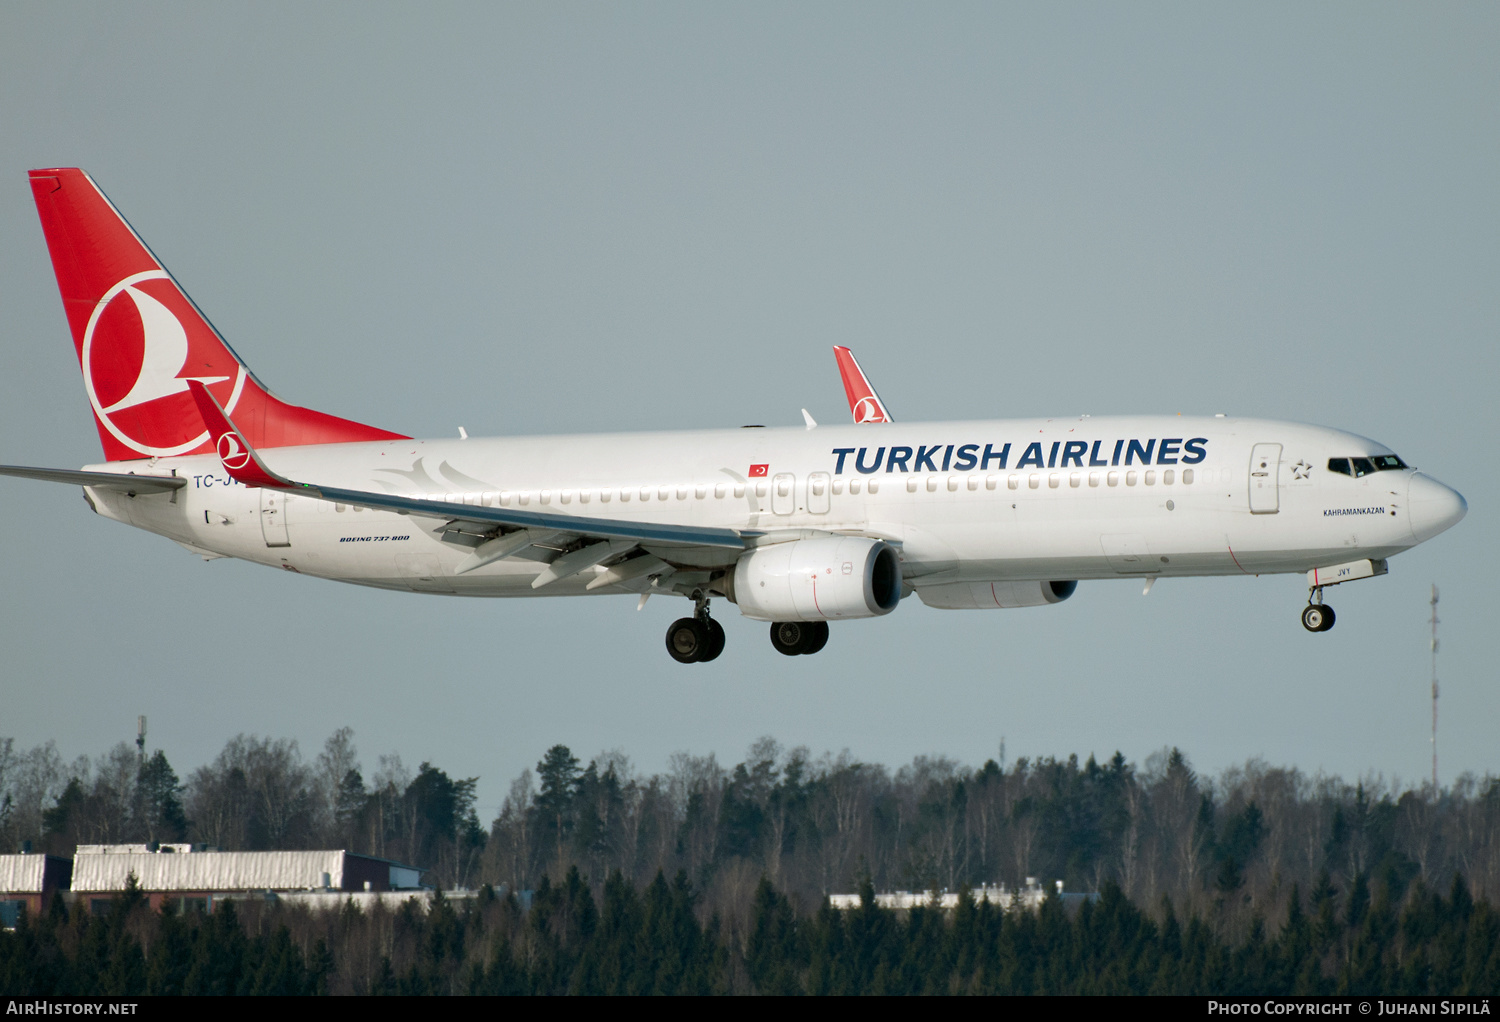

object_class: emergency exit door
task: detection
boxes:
[1249,443,1281,514]
[772,473,796,515]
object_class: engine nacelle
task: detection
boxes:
[916,579,1077,610]
[724,537,902,622]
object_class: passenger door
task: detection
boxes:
[260,489,291,547]
[1249,443,1281,514]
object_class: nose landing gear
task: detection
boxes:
[1301,590,1336,632]
[665,592,726,663]
[769,620,830,656]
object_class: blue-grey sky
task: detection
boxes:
[2,3,1495,817]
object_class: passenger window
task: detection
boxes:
[968,475,980,491]
[600,489,612,503]
[695,485,707,499]
[1008,475,1019,490]
[1163,469,1174,485]
[1048,474,1060,488]
[1182,469,1193,484]
[1089,472,1100,487]
[907,478,918,493]
[830,480,843,495]
[1144,470,1155,486]
[1069,472,1081,488]
[1126,471,1137,486]
[714,483,727,498]
[1107,472,1119,487]
[986,475,998,490]
[849,479,861,495]
[1327,458,1351,476]
[947,476,959,492]
[867,479,879,494]
[733,484,745,498]
[1028,475,1040,489]
[1351,457,1375,478]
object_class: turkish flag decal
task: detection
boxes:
[748,464,769,477]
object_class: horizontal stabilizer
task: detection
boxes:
[0,464,185,493]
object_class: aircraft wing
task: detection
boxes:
[0,464,186,494]
[832,346,894,423]
[186,382,750,579]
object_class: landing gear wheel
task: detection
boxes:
[700,619,726,662]
[769,621,829,656]
[1301,604,1336,632]
[666,617,710,663]
[770,621,810,656]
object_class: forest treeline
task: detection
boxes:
[3,730,1497,927]
[2,867,1497,994]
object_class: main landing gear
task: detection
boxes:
[769,621,829,656]
[1301,590,1336,633]
[666,593,726,664]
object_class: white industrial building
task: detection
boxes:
[828,878,1098,913]
[70,845,426,915]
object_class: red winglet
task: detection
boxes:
[187,380,292,489]
[832,346,893,423]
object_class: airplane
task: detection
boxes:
[1,168,1468,663]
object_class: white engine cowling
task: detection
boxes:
[916,579,1077,610]
[724,537,902,622]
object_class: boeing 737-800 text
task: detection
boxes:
[1,169,1468,662]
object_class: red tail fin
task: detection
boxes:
[29,168,407,461]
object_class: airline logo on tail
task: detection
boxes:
[82,270,243,458]
[30,168,408,461]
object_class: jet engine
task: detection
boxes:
[722,537,902,622]
[916,579,1077,610]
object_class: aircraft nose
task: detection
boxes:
[1407,472,1467,544]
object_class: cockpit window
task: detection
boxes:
[1329,454,1407,478]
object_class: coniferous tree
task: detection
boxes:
[136,750,188,844]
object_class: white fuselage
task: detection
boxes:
[81,414,1462,605]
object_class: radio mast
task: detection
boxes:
[1429,586,1439,793]
[137,715,147,769]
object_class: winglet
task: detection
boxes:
[187,380,293,489]
[832,346,893,423]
